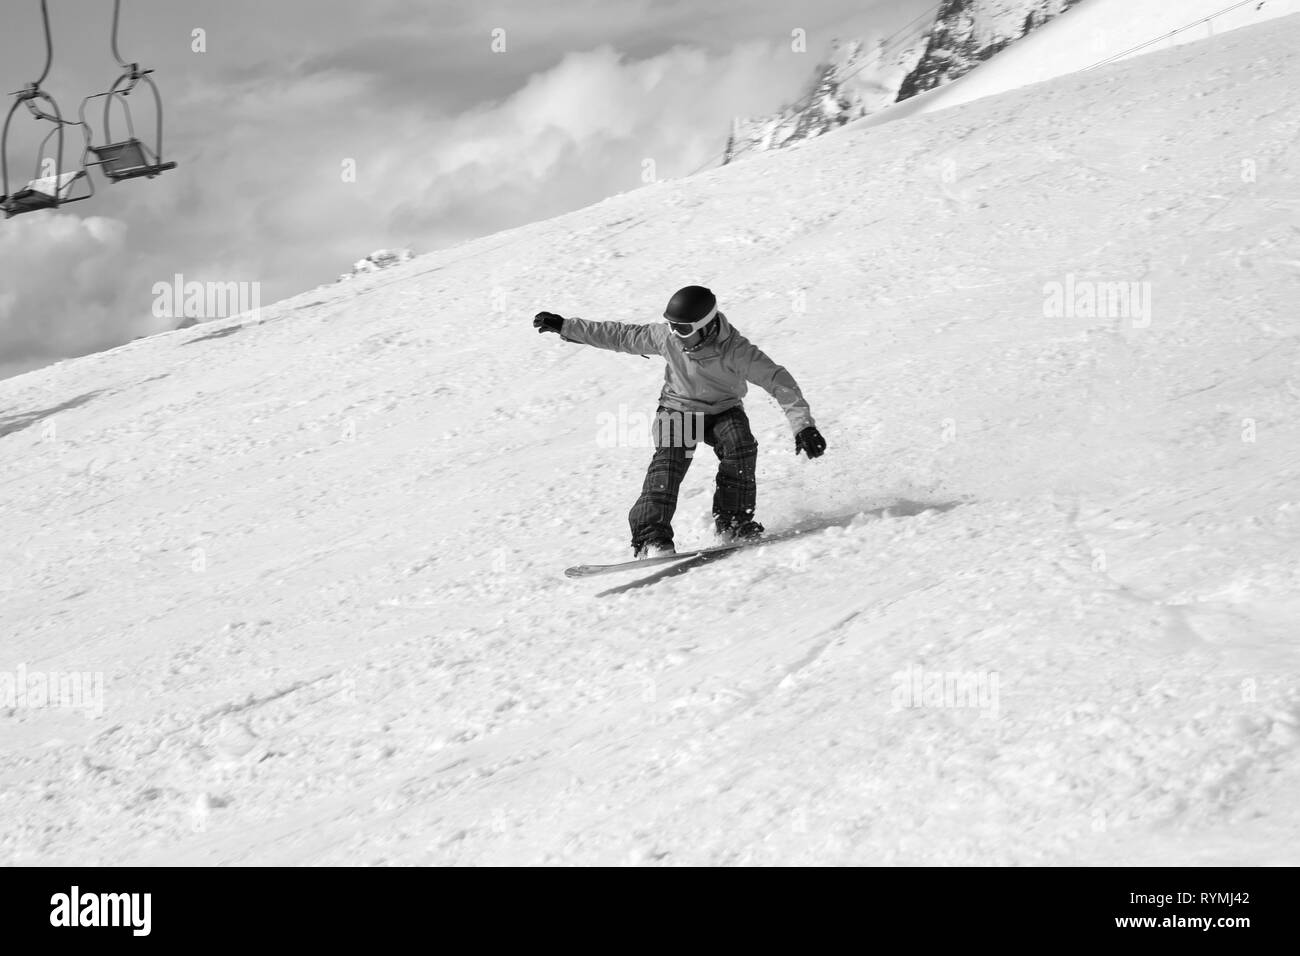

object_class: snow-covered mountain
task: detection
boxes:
[724,0,1294,164]
[336,248,415,283]
[1,14,1298,866]
[724,0,1080,165]
[860,0,1296,128]
[723,35,929,165]
[896,0,1083,100]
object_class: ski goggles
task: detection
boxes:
[665,305,717,337]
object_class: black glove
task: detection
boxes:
[533,312,564,335]
[795,425,826,459]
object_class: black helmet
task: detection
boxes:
[664,285,718,337]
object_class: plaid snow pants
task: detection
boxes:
[628,405,758,550]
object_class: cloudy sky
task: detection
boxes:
[0,0,932,378]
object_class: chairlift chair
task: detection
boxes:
[1,85,93,219]
[81,70,176,182]
[0,1,93,218]
[81,0,177,184]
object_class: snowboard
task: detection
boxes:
[564,524,832,578]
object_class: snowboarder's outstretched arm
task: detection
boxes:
[734,338,813,432]
[734,338,826,457]
[533,312,663,356]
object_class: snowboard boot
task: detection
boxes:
[714,516,765,543]
[634,540,677,560]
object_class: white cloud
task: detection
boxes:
[0,214,143,369]
[374,40,811,238]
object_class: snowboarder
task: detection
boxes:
[533,285,826,558]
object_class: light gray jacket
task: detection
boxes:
[561,313,814,434]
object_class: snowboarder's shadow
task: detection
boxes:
[598,498,962,596]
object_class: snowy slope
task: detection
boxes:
[2,17,1299,866]
[867,0,1298,126]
